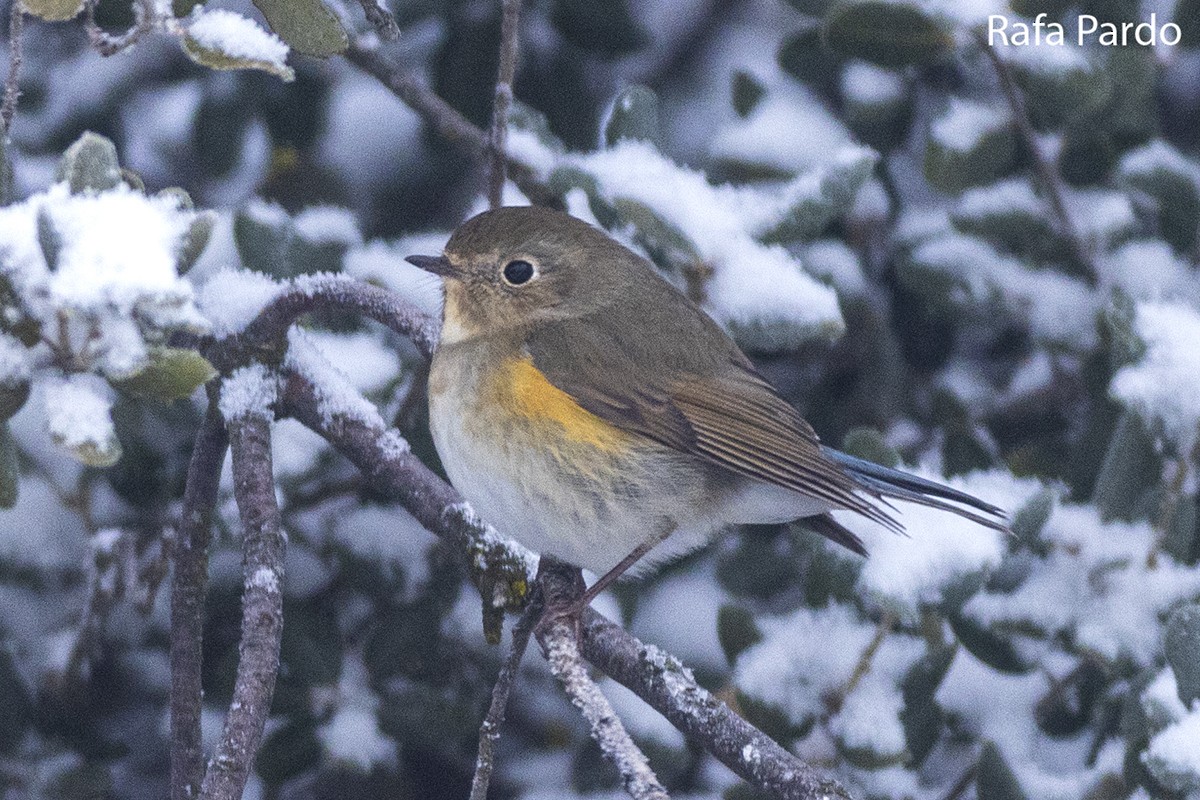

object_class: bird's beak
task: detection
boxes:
[405,254,455,277]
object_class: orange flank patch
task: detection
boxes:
[498,357,629,452]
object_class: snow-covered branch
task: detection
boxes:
[169,398,229,800]
[196,367,286,800]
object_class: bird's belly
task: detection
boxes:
[428,361,707,574]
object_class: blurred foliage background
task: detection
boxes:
[2,0,1200,798]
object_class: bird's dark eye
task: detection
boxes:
[502,259,536,286]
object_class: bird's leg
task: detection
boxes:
[579,526,674,607]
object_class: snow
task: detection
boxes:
[954,178,1045,220]
[197,268,283,337]
[965,503,1200,664]
[1119,139,1200,183]
[1144,705,1200,792]
[292,206,363,247]
[841,61,905,107]
[343,236,446,317]
[573,140,845,350]
[42,373,118,462]
[908,233,1098,348]
[330,503,434,591]
[630,569,727,675]
[734,604,923,734]
[930,98,1008,153]
[801,239,866,296]
[1142,668,1189,729]
[709,80,855,174]
[283,327,385,430]
[217,363,278,422]
[248,566,279,594]
[295,329,400,397]
[185,9,289,70]
[838,469,1038,622]
[1111,300,1200,451]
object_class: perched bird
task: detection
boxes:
[408,206,1006,604]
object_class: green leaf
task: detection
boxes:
[717,604,763,666]
[843,63,913,152]
[0,376,29,422]
[1091,410,1162,523]
[1011,54,1113,132]
[20,0,84,21]
[177,210,218,275]
[256,718,322,785]
[551,0,650,57]
[925,102,1016,195]
[1165,603,1200,706]
[948,612,1035,674]
[900,643,956,765]
[1009,488,1055,553]
[759,149,877,243]
[976,741,1031,800]
[611,197,705,277]
[56,132,123,194]
[823,0,955,68]
[0,422,18,510]
[778,25,842,91]
[1118,142,1200,255]
[731,71,766,118]
[114,347,217,402]
[251,0,348,57]
[604,85,660,147]
[841,427,900,468]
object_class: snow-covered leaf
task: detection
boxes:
[603,85,660,148]
[925,99,1016,195]
[182,10,295,82]
[44,374,122,467]
[1165,604,1200,707]
[55,131,122,195]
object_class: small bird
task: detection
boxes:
[408,206,1006,604]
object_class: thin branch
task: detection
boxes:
[2,0,23,133]
[170,397,229,800]
[199,370,286,800]
[537,560,669,800]
[207,274,439,369]
[976,34,1095,281]
[227,277,850,800]
[341,36,560,208]
[487,0,522,208]
[580,609,853,800]
[84,0,158,57]
[469,596,541,800]
[353,0,399,40]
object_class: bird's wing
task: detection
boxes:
[525,315,901,532]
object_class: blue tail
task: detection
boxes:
[824,448,1010,533]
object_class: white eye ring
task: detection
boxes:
[501,259,537,286]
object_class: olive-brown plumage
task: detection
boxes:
[409,206,1006,586]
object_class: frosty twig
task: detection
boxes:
[353,0,399,40]
[83,0,158,57]
[976,33,1096,281]
[198,373,287,800]
[537,559,670,800]
[1,0,23,133]
[487,0,522,208]
[469,597,540,800]
[170,399,228,800]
